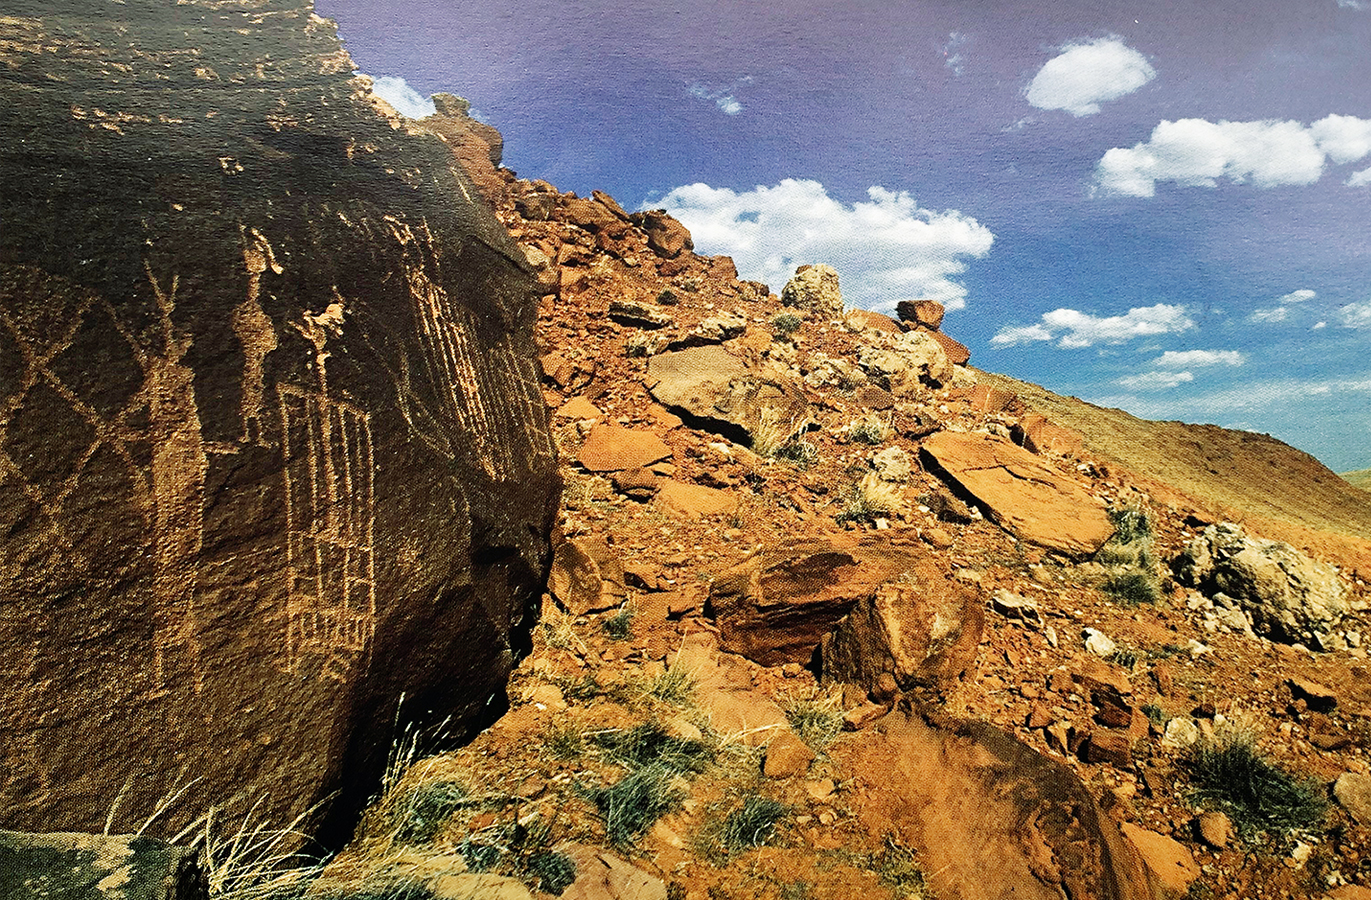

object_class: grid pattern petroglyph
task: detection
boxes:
[387,217,555,480]
[278,382,376,682]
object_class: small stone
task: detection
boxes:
[1161,717,1201,751]
[1082,728,1133,769]
[1334,772,1371,825]
[1289,676,1338,713]
[1084,628,1117,658]
[1196,811,1234,850]
[993,589,1043,628]
[1120,823,1200,898]
[1026,703,1054,730]
[805,778,836,800]
[764,730,816,778]
[842,701,888,731]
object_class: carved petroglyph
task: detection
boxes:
[383,216,554,480]
[234,225,281,445]
[0,262,207,694]
[280,302,376,682]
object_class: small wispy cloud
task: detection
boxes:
[370,75,436,119]
[1336,0,1368,10]
[1153,349,1245,368]
[688,77,752,116]
[1250,289,1316,323]
[990,303,1193,348]
[1341,300,1371,328]
[1117,370,1195,390]
[1350,166,1371,186]
[942,32,969,76]
[1025,36,1155,117]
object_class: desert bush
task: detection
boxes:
[1103,571,1160,606]
[771,436,819,468]
[647,664,697,706]
[870,832,931,898]
[784,695,843,751]
[543,722,586,761]
[836,473,903,524]
[591,722,713,774]
[603,604,634,640]
[844,413,891,445]
[522,850,577,895]
[656,289,678,305]
[623,334,652,359]
[1181,730,1327,839]
[772,312,802,335]
[719,796,787,853]
[752,405,812,459]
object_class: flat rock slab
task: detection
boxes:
[920,432,1114,558]
[646,345,808,448]
[654,479,737,518]
[578,424,672,472]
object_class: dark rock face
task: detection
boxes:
[0,0,559,844]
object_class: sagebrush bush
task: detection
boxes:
[845,414,890,445]
[772,312,802,335]
[784,697,843,751]
[1103,571,1160,606]
[580,763,685,846]
[603,605,634,640]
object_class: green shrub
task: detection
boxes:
[785,699,843,751]
[1103,571,1159,606]
[1181,731,1327,839]
[456,839,501,872]
[580,763,685,846]
[523,850,577,895]
[870,832,930,898]
[390,780,467,845]
[1108,505,1152,544]
[656,289,678,305]
[845,414,890,445]
[772,312,802,335]
[603,605,634,640]
[771,437,819,468]
[647,666,697,706]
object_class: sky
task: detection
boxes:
[315,0,1371,473]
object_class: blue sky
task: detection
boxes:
[317,0,1371,472]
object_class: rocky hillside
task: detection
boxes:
[302,102,1371,900]
[1344,470,1371,493]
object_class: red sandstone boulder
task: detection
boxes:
[895,299,946,330]
[577,424,673,472]
[920,432,1114,558]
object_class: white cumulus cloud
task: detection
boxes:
[1350,167,1371,187]
[1025,37,1155,117]
[1337,0,1368,10]
[1251,289,1317,324]
[370,75,436,119]
[1250,307,1291,323]
[991,303,1193,348]
[1153,349,1245,368]
[1116,370,1195,390]
[654,179,994,312]
[1277,289,1317,304]
[1093,115,1371,197]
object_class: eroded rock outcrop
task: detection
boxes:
[645,344,808,450]
[780,264,844,315]
[0,2,558,841]
[1173,523,1349,648]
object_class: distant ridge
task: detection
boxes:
[1344,468,1371,491]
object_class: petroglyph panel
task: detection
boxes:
[278,383,376,682]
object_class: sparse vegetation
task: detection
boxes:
[784,694,844,752]
[772,312,802,335]
[771,436,819,468]
[719,796,787,853]
[603,604,634,640]
[656,288,678,305]
[591,722,713,774]
[870,832,931,898]
[1103,570,1160,606]
[836,472,904,524]
[752,405,813,459]
[1108,646,1143,671]
[844,413,891,445]
[623,334,652,358]
[647,663,697,706]
[391,779,468,845]
[1181,730,1327,839]
[579,763,686,846]
[543,722,586,761]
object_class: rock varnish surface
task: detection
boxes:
[0,1,558,840]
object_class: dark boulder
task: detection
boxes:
[0,1,558,846]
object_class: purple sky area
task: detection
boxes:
[316,0,1371,472]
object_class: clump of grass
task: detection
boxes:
[1180,730,1327,839]
[844,413,891,445]
[836,473,903,525]
[1103,570,1160,606]
[543,722,586,761]
[719,796,787,853]
[752,405,812,459]
[1109,646,1143,670]
[579,763,686,846]
[538,606,584,654]
[870,832,931,898]
[656,289,678,305]
[522,850,577,895]
[591,722,713,774]
[391,779,468,845]
[1109,504,1152,544]
[785,695,843,752]
[603,604,634,640]
[647,664,697,706]
[557,672,603,702]
[772,312,802,335]
[1141,703,1166,728]
[772,436,819,469]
